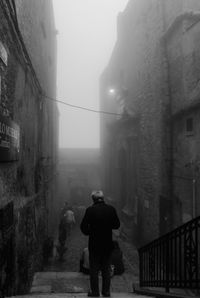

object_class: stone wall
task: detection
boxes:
[100,0,200,246]
[165,4,200,225]
[0,0,58,295]
[100,0,166,245]
[15,0,57,96]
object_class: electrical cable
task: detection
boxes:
[43,94,122,116]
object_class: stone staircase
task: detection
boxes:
[10,271,149,298]
[11,294,141,298]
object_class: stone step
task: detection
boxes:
[9,293,151,298]
[31,272,89,293]
[33,272,88,282]
[31,271,136,294]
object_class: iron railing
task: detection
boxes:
[138,216,200,292]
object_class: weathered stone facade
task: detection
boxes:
[0,0,58,295]
[100,0,200,247]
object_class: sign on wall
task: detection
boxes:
[0,41,8,66]
[0,114,20,161]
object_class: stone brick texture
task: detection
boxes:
[100,0,200,247]
[15,0,57,97]
[0,1,58,296]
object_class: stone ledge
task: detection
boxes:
[30,285,52,293]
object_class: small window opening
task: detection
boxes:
[186,118,193,132]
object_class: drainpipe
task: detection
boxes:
[192,178,196,218]
[161,1,174,229]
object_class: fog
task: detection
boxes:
[53,0,129,148]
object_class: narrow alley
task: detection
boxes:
[2,1,200,297]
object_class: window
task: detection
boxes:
[186,117,194,135]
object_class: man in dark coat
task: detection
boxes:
[80,190,120,297]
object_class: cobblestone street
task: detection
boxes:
[44,225,88,272]
[39,225,139,294]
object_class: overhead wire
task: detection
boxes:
[43,94,122,116]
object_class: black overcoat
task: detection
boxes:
[80,201,120,255]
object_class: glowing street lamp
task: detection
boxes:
[109,88,115,93]
[108,88,116,96]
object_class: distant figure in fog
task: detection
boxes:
[58,214,67,247]
[60,201,69,218]
[80,190,120,297]
[58,206,75,245]
[57,207,73,260]
[65,207,75,228]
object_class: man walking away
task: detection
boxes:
[65,207,76,236]
[80,190,120,297]
[60,201,69,218]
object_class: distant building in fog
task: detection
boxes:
[57,148,101,214]
[100,0,200,246]
[0,0,58,295]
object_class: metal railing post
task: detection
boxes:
[165,235,169,293]
[138,216,200,292]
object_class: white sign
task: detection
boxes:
[0,41,8,66]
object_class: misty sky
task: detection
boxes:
[53,0,129,148]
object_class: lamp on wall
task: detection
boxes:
[108,88,116,95]
[108,86,128,101]
[107,86,128,118]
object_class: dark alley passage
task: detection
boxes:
[2,0,200,297]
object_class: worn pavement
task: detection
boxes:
[12,294,149,298]
[21,225,145,298]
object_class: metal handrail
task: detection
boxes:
[138,216,200,292]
